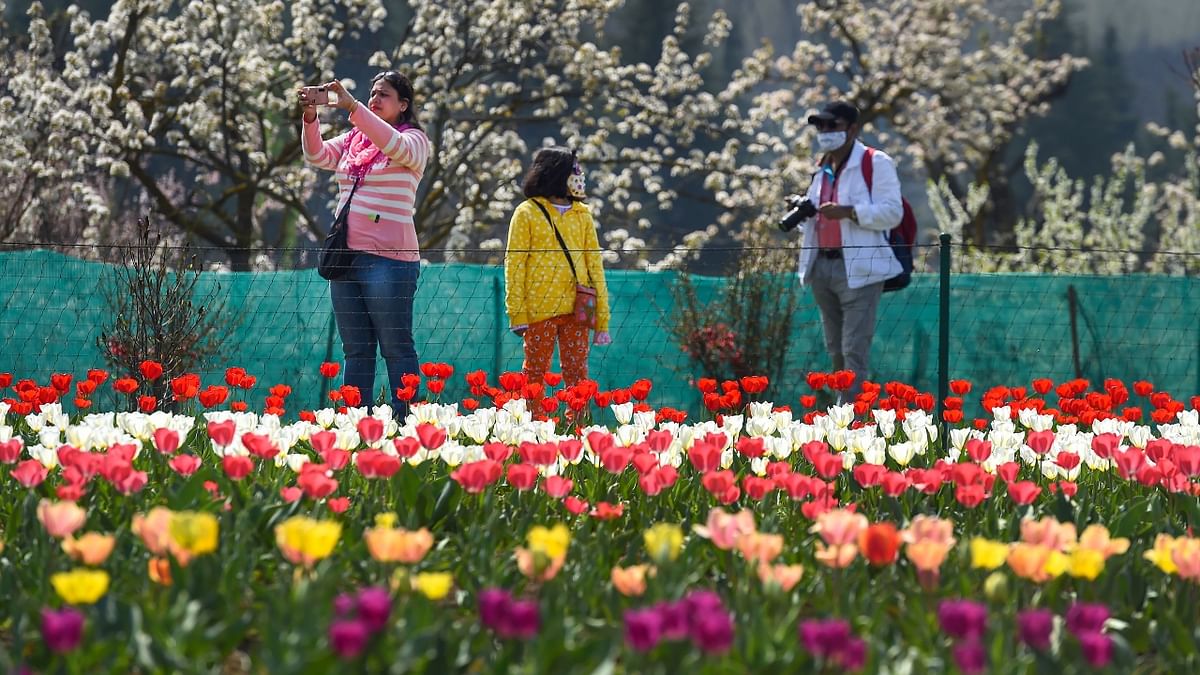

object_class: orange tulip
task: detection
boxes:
[148,557,173,586]
[1007,543,1055,583]
[859,522,901,566]
[1077,524,1130,559]
[1019,517,1076,551]
[737,532,785,565]
[1171,537,1200,581]
[758,563,805,592]
[62,533,116,566]
[364,526,434,564]
[610,564,654,596]
[516,547,565,582]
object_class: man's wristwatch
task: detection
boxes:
[849,207,859,223]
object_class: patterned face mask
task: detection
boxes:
[567,161,586,200]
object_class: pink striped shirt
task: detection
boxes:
[302,107,432,262]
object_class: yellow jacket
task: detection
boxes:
[504,198,611,331]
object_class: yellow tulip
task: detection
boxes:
[412,572,454,600]
[1067,548,1106,580]
[969,537,1009,570]
[168,511,219,558]
[1044,550,1069,579]
[51,568,110,605]
[1144,534,1178,575]
[643,523,684,563]
[275,516,342,567]
[526,524,570,561]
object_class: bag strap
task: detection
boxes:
[334,177,364,226]
[530,199,590,285]
[861,147,875,195]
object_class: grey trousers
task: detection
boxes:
[808,256,883,399]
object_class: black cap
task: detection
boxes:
[807,101,859,126]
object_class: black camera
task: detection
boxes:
[779,196,817,232]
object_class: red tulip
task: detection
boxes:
[11,459,48,487]
[687,442,722,474]
[506,463,539,491]
[241,433,278,460]
[450,459,503,494]
[852,464,885,488]
[139,360,164,381]
[563,496,589,515]
[222,455,254,480]
[152,428,180,455]
[356,450,401,479]
[701,470,736,496]
[0,438,24,464]
[743,476,774,501]
[955,484,987,508]
[207,419,236,447]
[996,462,1020,483]
[1007,481,1041,505]
[542,475,573,498]
[1026,430,1055,455]
[1113,448,1146,479]
[416,423,446,450]
[735,436,765,459]
[169,454,201,476]
[298,470,338,499]
[965,439,992,463]
[357,417,384,444]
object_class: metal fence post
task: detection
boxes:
[938,233,951,433]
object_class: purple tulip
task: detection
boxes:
[952,639,987,674]
[333,592,357,617]
[690,611,735,654]
[839,637,867,671]
[328,619,370,659]
[500,598,541,639]
[1016,609,1055,651]
[654,600,689,640]
[477,588,512,629]
[1065,603,1110,636]
[937,599,988,641]
[41,608,84,654]
[624,608,664,652]
[356,587,391,633]
[799,618,853,658]
[1077,631,1113,668]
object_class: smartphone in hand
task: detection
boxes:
[300,86,335,106]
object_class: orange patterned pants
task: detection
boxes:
[523,315,591,386]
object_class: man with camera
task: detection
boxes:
[780,101,903,401]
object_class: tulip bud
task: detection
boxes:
[984,571,1009,603]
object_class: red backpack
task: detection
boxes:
[861,147,916,292]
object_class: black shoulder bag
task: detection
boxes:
[530,200,598,329]
[318,177,363,281]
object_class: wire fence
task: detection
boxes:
[0,238,1197,415]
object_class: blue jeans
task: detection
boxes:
[330,254,420,416]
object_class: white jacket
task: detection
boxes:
[795,141,904,289]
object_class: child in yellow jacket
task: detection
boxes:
[504,147,611,386]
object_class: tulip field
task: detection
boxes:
[2,363,1200,673]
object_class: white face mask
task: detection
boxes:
[816,131,847,153]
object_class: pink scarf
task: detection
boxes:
[344,122,413,179]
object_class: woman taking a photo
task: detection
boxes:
[505,147,612,389]
[299,71,431,417]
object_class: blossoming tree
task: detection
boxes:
[1,0,1087,270]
